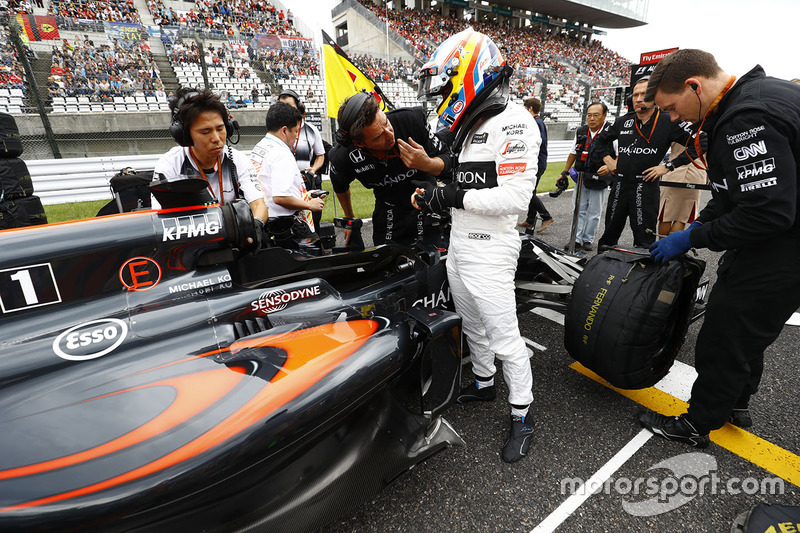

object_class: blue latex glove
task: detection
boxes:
[687,220,703,231]
[650,228,693,264]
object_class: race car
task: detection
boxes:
[0,193,464,532]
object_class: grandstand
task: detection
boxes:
[0,0,645,158]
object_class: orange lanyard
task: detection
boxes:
[635,109,660,143]
[686,75,737,171]
[189,148,224,204]
[292,120,302,154]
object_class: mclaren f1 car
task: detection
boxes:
[0,186,466,532]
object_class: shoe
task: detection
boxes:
[456,381,497,404]
[502,414,535,463]
[563,242,582,251]
[536,218,555,233]
[597,243,614,253]
[729,408,753,428]
[518,221,534,228]
[582,242,594,251]
[638,411,710,448]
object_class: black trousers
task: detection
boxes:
[598,179,659,247]
[688,238,800,432]
[372,202,425,246]
[525,176,551,224]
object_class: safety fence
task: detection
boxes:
[30,140,574,205]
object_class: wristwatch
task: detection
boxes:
[664,161,675,172]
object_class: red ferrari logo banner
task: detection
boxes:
[15,15,60,41]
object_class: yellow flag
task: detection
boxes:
[322,30,391,119]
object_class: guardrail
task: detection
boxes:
[29,140,574,205]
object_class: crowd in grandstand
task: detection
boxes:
[148,0,299,39]
[168,37,203,65]
[1,29,28,93]
[48,0,142,24]
[0,0,636,122]
[3,0,37,14]
[250,43,318,78]
[354,0,630,94]
[351,54,415,83]
[48,35,164,100]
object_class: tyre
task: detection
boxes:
[13,194,48,226]
[0,157,33,201]
[0,113,23,158]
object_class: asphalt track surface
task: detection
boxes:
[320,189,800,533]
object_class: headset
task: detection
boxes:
[335,91,372,146]
[169,91,236,147]
[278,89,305,115]
[690,82,699,91]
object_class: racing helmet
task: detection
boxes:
[417,28,512,141]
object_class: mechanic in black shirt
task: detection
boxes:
[640,49,800,447]
[595,77,695,248]
[329,91,453,246]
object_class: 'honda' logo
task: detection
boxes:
[349,149,365,163]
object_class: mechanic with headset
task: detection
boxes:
[276,89,327,229]
[640,49,800,447]
[594,77,697,249]
[250,101,324,248]
[413,28,539,463]
[153,87,268,224]
[328,90,454,246]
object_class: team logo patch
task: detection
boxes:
[733,141,767,161]
[53,318,128,361]
[736,158,775,180]
[468,232,491,240]
[251,285,321,314]
[471,133,489,145]
[349,149,365,164]
[161,213,221,242]
[499,162,527,176]
[500,139,528,159]
[741,177,777,192]
[119,257,161,292]
[453,100,464,114]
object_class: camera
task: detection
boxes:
[300,169,318,189]
[549,171,570,198]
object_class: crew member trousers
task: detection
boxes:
[688,237,800,432]
[598,179,659,248]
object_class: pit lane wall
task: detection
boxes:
[28,140,573,205]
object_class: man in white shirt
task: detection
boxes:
[250,101,324,248]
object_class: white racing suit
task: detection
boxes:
[448,102,540,407]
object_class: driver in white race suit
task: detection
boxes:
[413,28,540,463]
